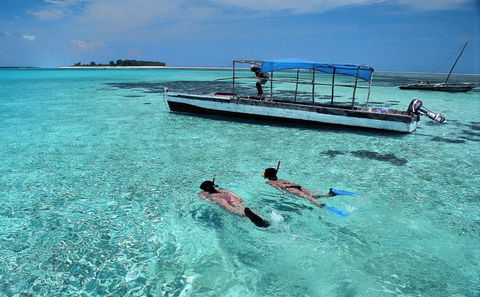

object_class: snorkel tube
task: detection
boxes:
[261,162,280,179]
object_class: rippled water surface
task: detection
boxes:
[0,68,479,296]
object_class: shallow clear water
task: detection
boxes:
[0,68,479,297]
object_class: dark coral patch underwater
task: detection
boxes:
[321,150,408,166]
[431,136,466,144]
[350,150,408,165]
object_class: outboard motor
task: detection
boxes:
[407,99,446,123]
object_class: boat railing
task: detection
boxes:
[218,76,370,89]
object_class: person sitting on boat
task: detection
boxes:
[250,65,269,99]
[199,180,270,228]
[262,168,334,207]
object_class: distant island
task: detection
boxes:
[73,59,166,67]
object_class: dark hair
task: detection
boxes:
[200,181,218,193]
[263,168,278,180]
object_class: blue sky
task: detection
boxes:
[0,0,479,73]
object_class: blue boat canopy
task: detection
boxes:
[259,59,374,82]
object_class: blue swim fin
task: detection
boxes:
[329,188,359,196]
[323,205,349,218]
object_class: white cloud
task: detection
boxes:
[208,0,473,13]
[78,0,179,31]
[29,0,475,28]
[26,0,476,48]
[1,31,35,41]
[44,0,80,5]
[28,0,477,25]
[30,8,64,20]
[208,0,382,13]
[394,0,473,10]
[71,39,104,51]
[30,0,82,20]
[22,34,36,41]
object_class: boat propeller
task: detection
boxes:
[407,99,446,123]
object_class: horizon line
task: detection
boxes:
[1,65,479,75]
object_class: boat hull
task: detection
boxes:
[399,83,475,92]
[165,93,418,133]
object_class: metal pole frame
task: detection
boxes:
[351,66,360,108]
[270,71,273,100]
[294,69,300,103]
[312,69,316,104]
[330,67,336,105]
[366,72,374,108]
[232,61,236,100]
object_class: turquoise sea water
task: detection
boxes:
[1,68,479,297]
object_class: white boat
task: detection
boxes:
[164,59,446,133]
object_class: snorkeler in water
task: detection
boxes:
[262,168,334,208]
[198,180,270,228]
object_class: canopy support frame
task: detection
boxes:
[294,69,300,103]
[331,68,336,105]
[312,70,316,104]
[270,71,273,100]
[351,66,360,108]
[232,61,237,102]
[366,73,374,108]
